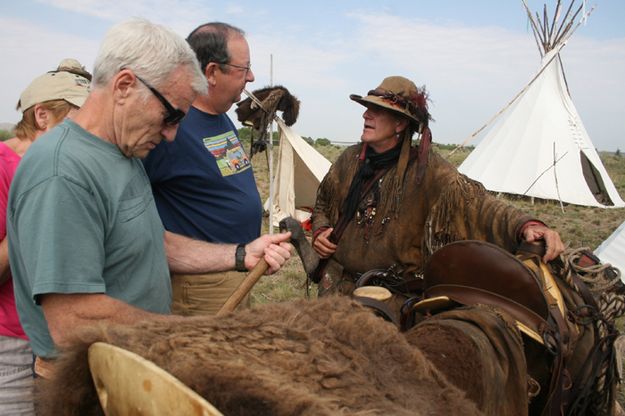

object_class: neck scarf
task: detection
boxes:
[340,142,402,224]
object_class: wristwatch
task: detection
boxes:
[235,243,247,272]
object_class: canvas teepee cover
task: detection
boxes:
[458,1,624,208]
[595,221,625,279]
[265,118,332,225]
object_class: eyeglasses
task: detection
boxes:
[222,62,252,75]
[134,75,185,126]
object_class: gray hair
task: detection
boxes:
[92,18,206,95]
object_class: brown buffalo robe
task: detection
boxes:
[312,143,534,295]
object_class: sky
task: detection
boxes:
[0,0,624,151]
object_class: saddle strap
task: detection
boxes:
[567,332,618,415]
[353,296,399,327]
[565,262,618,415]
[355,269,423,298]
[516,245,572,416]
[519,243,619,415]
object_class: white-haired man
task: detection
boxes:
[7,19,291,377]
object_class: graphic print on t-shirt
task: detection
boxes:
[202,130,251,177]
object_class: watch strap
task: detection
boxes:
[235,243,247,272]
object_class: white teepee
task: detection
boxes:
[264,118,332,226]
[458,0,624,208]
[595,221,625,279]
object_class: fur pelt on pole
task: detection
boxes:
[235,86,300,157]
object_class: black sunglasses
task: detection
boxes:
[135,75,185,126]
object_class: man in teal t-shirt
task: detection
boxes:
[8,120,172,357]
[7,19,292,363]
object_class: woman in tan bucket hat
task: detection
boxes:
[0,59,90,415]
[311,75,564,305]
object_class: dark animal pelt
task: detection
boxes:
[38,296,481,416]
[236,85,300,127]
[235,85,300,156]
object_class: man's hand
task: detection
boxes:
[312,227,337,259]
[245,232,292,274]
[521,223,565,262]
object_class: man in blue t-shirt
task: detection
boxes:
[143,22,262,316]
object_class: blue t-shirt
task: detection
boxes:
[143,107,262,244]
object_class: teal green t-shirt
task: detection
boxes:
[7,120,171,358]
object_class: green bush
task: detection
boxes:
[0,129,12,141]
[237,126,251,140]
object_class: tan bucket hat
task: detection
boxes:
[17,58,91,112]
[350,76,430,127]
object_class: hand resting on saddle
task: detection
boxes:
[519,222,565,262]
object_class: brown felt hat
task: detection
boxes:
[350,76,430,126]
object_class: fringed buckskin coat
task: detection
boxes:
[312,144,534,288]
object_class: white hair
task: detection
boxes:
[92,18,206,95]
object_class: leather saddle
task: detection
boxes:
[399,240,615,416]
[413,240,559,346]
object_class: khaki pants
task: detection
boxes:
[171,271,250,316]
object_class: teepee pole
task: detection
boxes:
[552,0,576,44]
[552,142,566,213]
[552,3,584,47]
[522,150,567,197]
[547,0,562,46]
[522,0,545,55]
[558,55,571,97]
[530,20,545,58]
[522,1,543,57]
[267,54,275,234]
[542,5,549,46]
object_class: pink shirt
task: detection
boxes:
[0,141,27,339]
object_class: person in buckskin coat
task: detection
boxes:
[311,76,564,296]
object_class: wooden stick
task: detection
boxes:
[522,147,568,196]
[522,0,546,53]
[552,0,577,47]
[533,10,547,49]
[543,3,549,43]
[216,259,269,316]
[552,142,566,214]
[547,0,562,46]
[522,0,545,56]
[552,3,583,46]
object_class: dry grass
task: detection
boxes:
[249,140,625,304]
